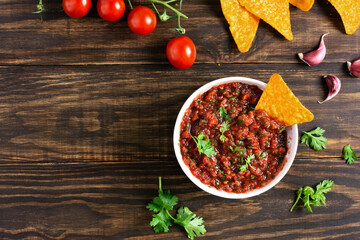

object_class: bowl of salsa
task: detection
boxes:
[173,77,298,199]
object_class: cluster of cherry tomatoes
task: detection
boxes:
[62,0,196,69]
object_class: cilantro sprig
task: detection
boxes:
[238,154,255,172]
[147,177,206,239]
[343,144,358,164]
[301,127,328,151]
[219,121,230,143]
[219,106,231,121]
[290,179,334,213]
[191,133,216,157]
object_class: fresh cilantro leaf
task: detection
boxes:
[150,209,173,232]
[279,126,286,133]
[343,144,358,164]
[290,179,334,213]
[229,145,246,153]
[191,133,216,157]
[147,177,178,212]
[219,121,230,143]
[229,96,236,101]
[239,118,245,126]
[219,106,231,120]
[301,127,328,151]
[238,154,255,172]
[147,177,206,239]
[175,207,206,240]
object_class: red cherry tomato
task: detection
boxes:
[97,0,125,22]
[63,0,91,18]
[128,6,157,35]
[166,36,196,69]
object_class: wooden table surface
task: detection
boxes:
[0,0,359,239]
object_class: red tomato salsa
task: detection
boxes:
[179,82,288,193]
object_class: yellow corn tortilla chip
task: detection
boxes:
[328,0,360,35]
[255,74,314,126]
[220,0,260,53]
[238,0,293,40]
[290,0,314,11]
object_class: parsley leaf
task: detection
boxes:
[238,154,255,172]
[219,106,231,121]
[219,121,230,143]
[343,144,358,164]
[301,127,328,151]
[147,177,206,239]
[290,179,334,213]
[175,206,206,240]
[191,133,216,157]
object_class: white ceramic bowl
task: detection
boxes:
[173,77,298,199]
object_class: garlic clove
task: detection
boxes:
[347,58,360,78]
[298,33,329,66]
[318,75,341,104]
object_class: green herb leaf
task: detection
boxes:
[229,96,236,101]
[229,145,246,153]
[301,127,328,151]
[147,177,206,239]
[219,121,230,143]
[150,209,173,232]
[290,179,334,213]
[343,144,358,164]
[191,133,216,157]
[238,154,255,172]
[219,107,231,121]
[279,126,286,133]
[239,118,245,126]
[175,207,206,240]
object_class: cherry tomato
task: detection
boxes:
[128,6,157,35]
[63,0,91,18]
[97,0,125,22]
[166,36,196,69]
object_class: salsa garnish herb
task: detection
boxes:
[279,126,286,133]
[147,177,206,239]
[191,133,216,157]
[219,121,230,142]
[219,106,231,121]
[290,179,334,213]
[343,144,358,164]
[238,154,255,172]
[301,127,328,151]
[229,146,246,153]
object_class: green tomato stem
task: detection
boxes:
[127,0,133,9]
[148,0,188,19]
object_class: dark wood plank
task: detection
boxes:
[0,158,358,239]
[0,63,358,164]
[0,0,359,65]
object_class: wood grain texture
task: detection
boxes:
[0,0,359,239]
[0,0,359,65]
[0,64,358,164]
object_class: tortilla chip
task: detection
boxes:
[328,0,360,35]
[238,0,293,41]
[220,0,260,53]
[255,74,314,126]
[290,0,314,11]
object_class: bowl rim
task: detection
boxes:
[173,76,298,199]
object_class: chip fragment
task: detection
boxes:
[238,0,293,41]
[220,0,260,53]
[328,0,360,35]
[255,74,314,126]
[290,0,314,12]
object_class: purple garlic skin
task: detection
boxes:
[347,58,360,78]
[318,74,341,104]
[298,33,329,66]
